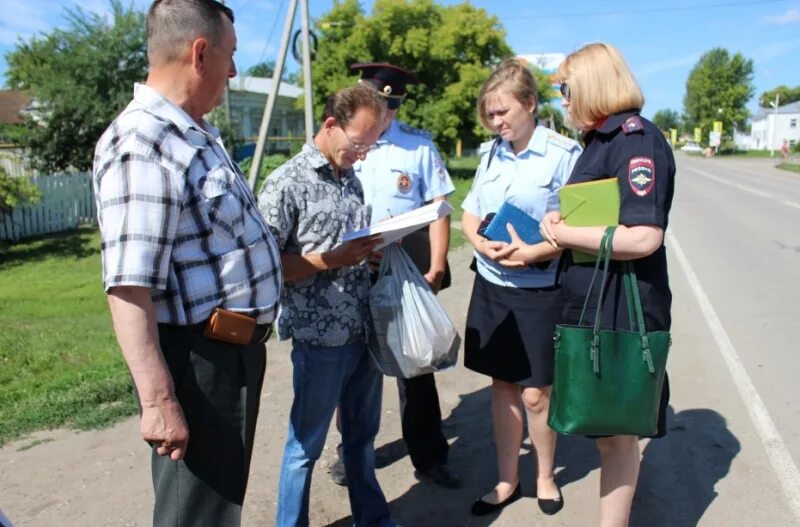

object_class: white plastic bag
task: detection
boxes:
[369,244,460,378]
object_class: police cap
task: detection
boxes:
[350,62,419,109]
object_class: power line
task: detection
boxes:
[505,0,793,20]
[254,0,287,68]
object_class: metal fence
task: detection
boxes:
[0,172,95,242]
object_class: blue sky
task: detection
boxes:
[1,0,799,120]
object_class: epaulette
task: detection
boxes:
[398,122,432,139]
[546,130,580,151]
[622,115,644,135]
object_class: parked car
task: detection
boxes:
[680,141,703,153]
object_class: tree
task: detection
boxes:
[4,1,147,172]
[0,166,40,214]
[526,64,565,133]
[759,85,800,108]
[651,109,680,131]
[682,48,754,141]
[311,0,512,155]
[246,60,279,78]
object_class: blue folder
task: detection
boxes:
[483,201,543,245]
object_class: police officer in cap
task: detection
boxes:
[330,62,460,489]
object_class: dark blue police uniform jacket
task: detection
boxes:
[559,109,676,333]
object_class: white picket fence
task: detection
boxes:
[0,172,95,242]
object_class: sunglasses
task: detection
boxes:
[560,83,571,101]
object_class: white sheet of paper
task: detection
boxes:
[342,201,454,250]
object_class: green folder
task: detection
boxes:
[558,178,620,263]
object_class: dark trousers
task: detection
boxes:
[397,229,449,471]
[142,324,267,527]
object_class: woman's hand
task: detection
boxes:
[478,238,516,262]
[540,211,563,247]
[496,224,536,268]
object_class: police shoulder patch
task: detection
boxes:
[546,130,579,151]
[398,122,432,139]
[628,157,655,197]
[622,116,644,134]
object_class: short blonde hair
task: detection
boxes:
[477,58,537,131]
[557,43,644,130]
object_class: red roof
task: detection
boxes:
[0,90,31,124]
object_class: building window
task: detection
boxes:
[791,119,797,129]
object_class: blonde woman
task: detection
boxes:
[462,59,581,517]
[541,43,675,527]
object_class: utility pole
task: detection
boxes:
[769,93,780,157]
[247,0,314,191]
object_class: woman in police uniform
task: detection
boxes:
[541,43,675,527]
[462,59,581,516]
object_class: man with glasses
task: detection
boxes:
[327,63,460,490]
[258,84,401,527]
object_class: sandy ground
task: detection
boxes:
[1,246,797,526]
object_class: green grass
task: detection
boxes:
[0,227,136,446]
[716,149,781,158]
[776,162,800,173]
[446,157,479,250]
[0,160,478,445]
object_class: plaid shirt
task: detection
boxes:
[93,83,282,325]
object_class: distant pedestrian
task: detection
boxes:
[93,1,283,526]
[781,139,790,160]
[541,42,675,527]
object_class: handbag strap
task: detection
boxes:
[577,226,616,374]
[622,262,656,373]
[577,227,615,326]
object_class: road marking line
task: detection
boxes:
[668,230,800,519]
[781,200,800,210]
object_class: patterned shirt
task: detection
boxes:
[93,83,282,325]
[258,144,371,347]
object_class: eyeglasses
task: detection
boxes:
[559,83,571,101]
[338,126,372,153]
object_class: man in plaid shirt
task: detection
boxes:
[92,1,281,525]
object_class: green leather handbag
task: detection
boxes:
[548,226,671,436]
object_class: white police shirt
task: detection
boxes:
[354,119,455,225]
[462,125,582,288]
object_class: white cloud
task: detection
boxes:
[750,40,800,63]
[764,8,800,24]
[637,53,702,79]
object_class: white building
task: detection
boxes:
[227,76,305,151]
[750,101,800,151]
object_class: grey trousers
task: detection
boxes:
[141,324,267,527]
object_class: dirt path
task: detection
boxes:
[1,245,797,526]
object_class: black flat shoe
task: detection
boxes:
[470,484,522,516]
[537,485,564,516]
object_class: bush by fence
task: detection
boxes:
[0,172,95,242]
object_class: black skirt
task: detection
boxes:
[464,273,561,387]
